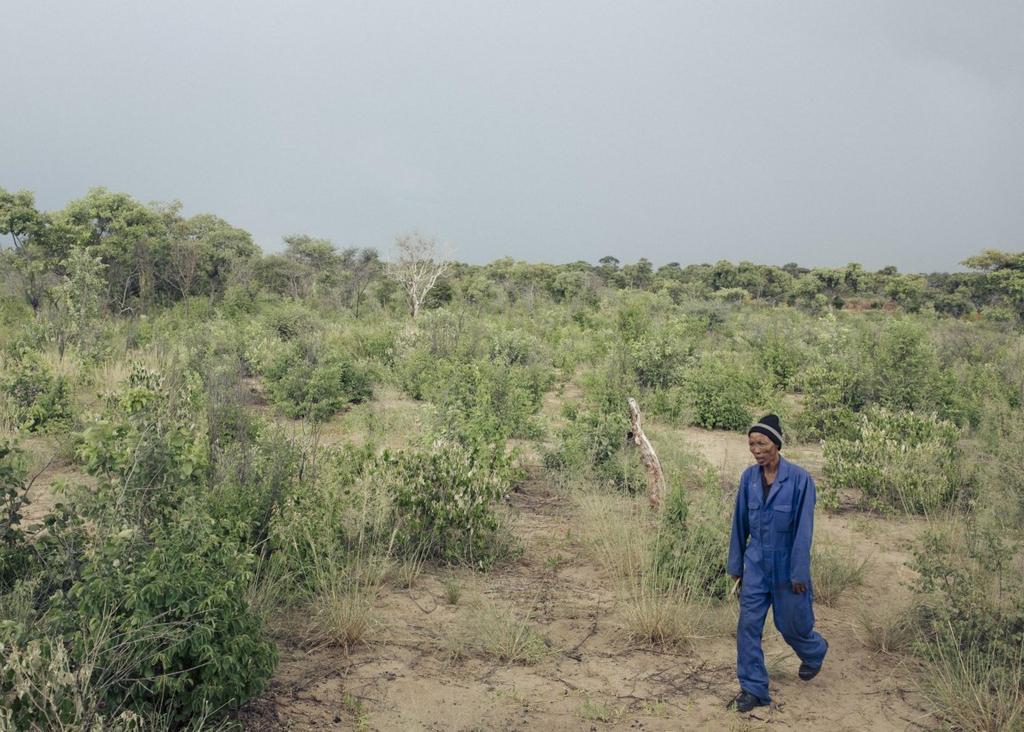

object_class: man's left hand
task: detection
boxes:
[791,581,807,594]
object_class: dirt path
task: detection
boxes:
[242,431,935,730]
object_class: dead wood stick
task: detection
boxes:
[627,397,667,509]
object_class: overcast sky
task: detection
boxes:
[2,1,1021,271]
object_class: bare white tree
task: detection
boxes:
[388,232,451,318]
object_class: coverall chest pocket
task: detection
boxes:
[747,502,760,529]
[773,505,793,532]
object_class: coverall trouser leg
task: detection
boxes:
[737,583,828,704]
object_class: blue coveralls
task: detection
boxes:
[727,456,828,704]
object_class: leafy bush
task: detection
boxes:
[627,324,693,390]
[0,349,74,433]
[43,506,277,723]
[423,358,548,444]
[822,407,965,513]
[790,316,868,440]
[262,300,318,340]
[76,364,209,527]
[651,485,729,600]
[910,524,1024,729]
[755,330,804,390]
[1,367,277,726]
[261,342,373,421]
[683,358,757,431]
[0,442,31,591]
[376,442,521,568]
[546,402,646,493]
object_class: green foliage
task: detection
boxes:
[0,442,31,591]
[793,315,867,440]
[0,348,74,433]
[47,246,108,360]
[683,358,757,431]
[76,364,209,527]
[423,358,547,444]
[651,485,728,599]
[754,330,804,390]
[43,505,277,723]
[627,319,695,390]
[822,407,965,513]
[551,404,645,492]
[911,524,1024,707]
[261,341,373,421]
[377,443,521,568]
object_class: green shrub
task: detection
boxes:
[755,330,804,390]
[651,485,728,600]
[910,523,1024,729]
[76,364,209,527]
[42,504,277,724]
[376,442,521,568]
[2,366,276,726]
[423,358,548,444]
[546,402,646,493]
[261,342,373,421]
[627,325,693,390]
[0,349,74,433]
[823,407,965,514]
[683,359,756,431]
[0,442,31,592]
[262,300,318,340]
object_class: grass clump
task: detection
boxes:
[810,542,868,607]
[445,601,548,665]
[856,605,915,655]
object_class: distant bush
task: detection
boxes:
[0,349,74,433]
[822,407,966,513]
[261,342,373,421]
[627,321,694,390]
[262,300,319,340]
[376,443,521,568]
[546,399,645,493]
[683,358,757,432]
[423,358,548,444]
[754,330,805,390]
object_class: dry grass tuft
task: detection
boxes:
[811,542,868,607]
[855,604,915,654]
[443,600,549,665]
[922,628,1024,732]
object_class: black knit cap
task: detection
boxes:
[748,414,783,449]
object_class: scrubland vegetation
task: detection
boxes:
[1,186,1023,730]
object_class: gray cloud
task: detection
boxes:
[2,0,1021,271]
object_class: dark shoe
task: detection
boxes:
[799,640,828,681]
[733,691,768,713]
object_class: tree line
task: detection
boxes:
[2,186,1022,322]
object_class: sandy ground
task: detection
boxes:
[240,427,935,731]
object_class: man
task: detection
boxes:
[727,414,828,712]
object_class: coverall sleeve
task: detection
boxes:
[789,474,816,585]
[726,478,748,577]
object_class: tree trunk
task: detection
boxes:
[627,397,667,509]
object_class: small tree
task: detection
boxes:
[388,232,450,318]
[48,247,106,359]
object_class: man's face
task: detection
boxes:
[748,433,779,467]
